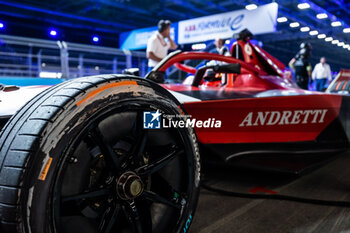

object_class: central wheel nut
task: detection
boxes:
[130,179,143,196]
[117,171,144,200]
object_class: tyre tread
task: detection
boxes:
[0,75,137,229]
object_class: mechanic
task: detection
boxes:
[146,19,177,72]
[288,42,312,90]
[212,38,230,56]
[312,57,332,91]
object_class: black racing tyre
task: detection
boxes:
[0,75,200,233]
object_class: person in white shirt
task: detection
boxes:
[213,38,230,56]
[312,57,332,91]
[146,20,177,71]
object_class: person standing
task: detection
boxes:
[289,42,312,90]
[312,57,332,91]
[146,20,177,72]
[213,38,230,56]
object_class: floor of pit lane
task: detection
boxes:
[190,152,350,233]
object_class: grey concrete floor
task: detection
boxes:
[190,152,350,233]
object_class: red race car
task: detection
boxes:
[0,31,349,233]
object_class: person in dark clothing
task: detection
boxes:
[288,42,312,90]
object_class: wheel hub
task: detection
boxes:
[117,171,144,200]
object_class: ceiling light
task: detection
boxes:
[191,43,207,50]
[39,72,62,78]
[317,34,326,39]
[338,42,344,46]
[289,22,300,28]
[245,4,258,10]
[0,22,4,29]
[309,30,318,35]
[325,37,333,42]
[316,13,328,19]
[344,44,350,49]
[298,3,310,9]
[277,17,288,23]
[344,28,350,33]
[332,39,339,44]
[300,26,310,32]
[331,21,342,27]
[92,36,100,43]
[49,30,57,37]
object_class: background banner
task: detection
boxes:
[119,3,277,49]
[178,3,278,44]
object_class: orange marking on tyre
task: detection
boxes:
[38,157,53,181]
[76,81,138,106]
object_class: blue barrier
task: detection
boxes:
[0,77,64,86]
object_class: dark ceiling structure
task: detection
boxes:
[0,0,349,70]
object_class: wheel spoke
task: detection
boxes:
[128,111,148,166]
[132,130,147,164]
[122,201,143,233]
[149,173,185,209]
[102,204,121,233]
[89,126,121,172]
[135,147,184,176]
[142,190,181,209]
[62,188,111,203]
[138,200,152,232]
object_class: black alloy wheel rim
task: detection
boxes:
[51,101,194,233]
